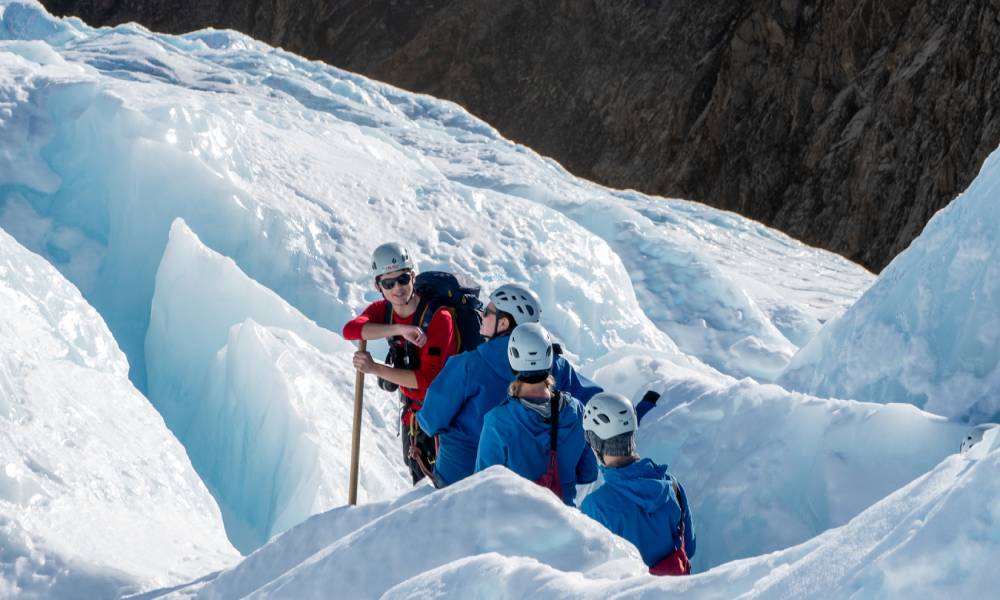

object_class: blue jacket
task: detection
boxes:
[475,393,598,505]
[581,458,696,567]
[418,336,601,487]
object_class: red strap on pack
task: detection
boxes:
[535,450,563,499]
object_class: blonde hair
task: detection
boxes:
[508,375,555,398]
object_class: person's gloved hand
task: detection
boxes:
[636,390,661,425]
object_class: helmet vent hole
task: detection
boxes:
[598,414,611,424]
[511,348,520,358]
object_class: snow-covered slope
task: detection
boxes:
[164,468,644,600]
[146,219,408,553]
[0,0,870,394]
[0,227,238,597]
[781,148,1000,423]
[376,432,1000,599]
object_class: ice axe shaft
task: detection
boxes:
[348,339,367,506]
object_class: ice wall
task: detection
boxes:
[0,227,238,598]
[146,220,409,553]
[781,148,1000,423]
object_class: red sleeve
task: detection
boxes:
[342,300,389,340]
[413,308,457,391]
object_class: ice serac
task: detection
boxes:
[0,227,237,598]
[781,146,1000,423]
[188,468,644,600]
[146,219,408,554]
[587,349,969,571]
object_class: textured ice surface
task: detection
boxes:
[381,432,1000,599]
[0,0,870,394]
[163,469,643,599]
[0,227,238,598]
[146,220,408,553]
[781,148,1000,423]
[6,1,994,598]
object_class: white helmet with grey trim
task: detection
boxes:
[489,283,541,325]
[370,242,415,278]
[582,392,637,439]
[507,323,553,373]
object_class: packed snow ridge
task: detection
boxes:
[1,1,999,598]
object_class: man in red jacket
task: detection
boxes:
[342,242,456,485]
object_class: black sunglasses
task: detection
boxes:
[378,272,413,290]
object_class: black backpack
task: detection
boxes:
[378,271,485,392]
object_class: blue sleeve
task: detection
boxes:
[636,390,660,426]
[475,415,506,472]
[417,355,470,436]
[677,480,696,558]
[554,357,602,404]
[636,399,656,425]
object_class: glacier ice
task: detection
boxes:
[146,220,409,553]
[0,0,870,398]
[781,146,1000,423]
[180,469,644,599]
[0,227,238,597]
[4,1,995,598]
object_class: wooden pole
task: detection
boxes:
[348,339,367,506]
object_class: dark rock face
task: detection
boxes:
[42,0,1000,271]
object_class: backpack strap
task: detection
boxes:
[548,392,560,453]
[672,479,688,552]
[416,298,463,354]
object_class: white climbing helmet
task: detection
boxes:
[370,242,415,278]
[507,323,553,373]
[582,392,637,439]
[489,283,542,325]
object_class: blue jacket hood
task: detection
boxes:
[478,335,514,380]
[505,392,577,446]
[600,458,675,513]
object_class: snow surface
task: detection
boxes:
[372,429,1000,600]
[160,469,643,600]
[4,1,997,599]
[0,227,238,597]
[0,0,870,393]
[781,147,1000,424]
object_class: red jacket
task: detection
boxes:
[342,299,456,409]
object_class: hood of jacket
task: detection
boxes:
[478,335,517,381]
[504,392,580,449]
[599,458,675,513]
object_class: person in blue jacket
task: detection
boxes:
[418,283,601,487]
[474,323,598,505]
[580,392,696,572]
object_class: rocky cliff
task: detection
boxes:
[41,0,1000,271]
